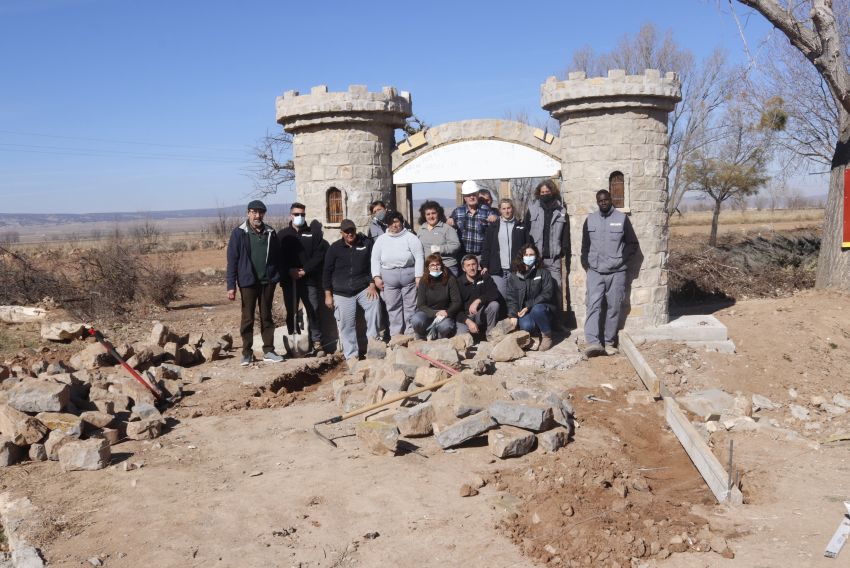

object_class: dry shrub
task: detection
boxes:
[0,247,72,305]
[669,233,819,302]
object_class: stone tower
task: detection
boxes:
[276,85,412,231]
[541,69,681,330]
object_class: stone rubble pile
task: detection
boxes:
[0,321,232,470]
[339,328,575,458]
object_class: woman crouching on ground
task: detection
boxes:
[411,253,462,339]
[505,243,555,351]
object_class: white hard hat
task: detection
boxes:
[461,180,479,195]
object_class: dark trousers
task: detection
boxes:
[240,283,277,357]
[282,278,322,343]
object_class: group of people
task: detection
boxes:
[227,180,637,365]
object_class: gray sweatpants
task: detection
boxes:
[333,288,380,360]
[380,266,417,336]
[584,269,626,346]
[455,300,500,336]
[543,257,563,312]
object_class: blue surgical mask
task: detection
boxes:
[523,256,536,266]
[374,210,386,222]
[429,270,442,278]
[292,214,305,227]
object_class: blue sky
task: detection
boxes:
[0,0,778,214]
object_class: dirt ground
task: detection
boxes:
[3,246,850,567]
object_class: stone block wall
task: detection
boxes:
[542,69,681,330]
[276,85,412,232]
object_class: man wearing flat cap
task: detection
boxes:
[322,219,380,362]
[226,200,285,366]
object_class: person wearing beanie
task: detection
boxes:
[226,200,285,366]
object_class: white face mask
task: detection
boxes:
[292,214,305,227]
[429,270,443,278]
[523,256,536,266]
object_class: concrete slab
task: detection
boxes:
[632,315,729,342]
[677,388,736,417]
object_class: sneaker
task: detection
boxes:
[240,354,253,367]
[584,343,605,357]
[263,351,284,363]
[539,334,553,352]
[604,345,619,356]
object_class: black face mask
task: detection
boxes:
[540,194,556,205]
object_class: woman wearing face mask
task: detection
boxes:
[367,200,411,241]
[410,254,462,340]
[524,180,570,327]
[505,243,555,351]
[417,200,461,276]
[371,212,424,336]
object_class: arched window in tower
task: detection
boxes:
[326,187,343,224]
[609,171,625,208]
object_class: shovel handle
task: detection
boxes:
[88,327,163,400]
[335,374,457,422]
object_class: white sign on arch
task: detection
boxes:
[392,139,560,184]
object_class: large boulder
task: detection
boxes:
[6,380,70,413]
[434,411,497,449]
[355,421,399,456]
[490,331,530,362]
[394,402,435,437]
[58,438,111,471]
[70,342,115,370]
[34,412,83,437]
[0,404,48,446]
[489,400,554,432]
[40,321,86,342]
[488,426,536,459]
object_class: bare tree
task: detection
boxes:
[253,131,295,197]
[734,0,850,289]
[568,23,733,221]
[130,215,163,254]
[683,104,772,246]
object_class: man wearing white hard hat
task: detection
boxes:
[447,180,496,260]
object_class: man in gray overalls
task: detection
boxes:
[581,189,638,357]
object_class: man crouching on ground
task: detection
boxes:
[226,200,285,366]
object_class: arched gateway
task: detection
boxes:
[276,70,681,330]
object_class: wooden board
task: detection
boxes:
[664,396,744,505]
[620,332,661,398]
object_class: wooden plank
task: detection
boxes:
[620,332,661,398]
[664,396,744,505]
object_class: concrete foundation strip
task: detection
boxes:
[824,501,850,559]
[619,332,661,398]
[619,331,743,505]
[0,493,45,567]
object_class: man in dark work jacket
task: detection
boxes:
[455,254,502,341]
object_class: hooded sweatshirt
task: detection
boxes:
[370,228,425,278]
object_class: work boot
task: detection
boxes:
[539,334,553,352]
[584,343,605,358]
[604,345,619,356]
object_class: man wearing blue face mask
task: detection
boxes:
[279,202,328,356]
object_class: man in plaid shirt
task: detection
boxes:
[448,180,497,258]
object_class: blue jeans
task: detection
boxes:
[411,310,456,339]
[518,304,552,335]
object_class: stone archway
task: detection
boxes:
[389,119,560,219]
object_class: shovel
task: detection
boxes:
[86,327,163,401]
[312,351,460,447]
[285,277,309,357]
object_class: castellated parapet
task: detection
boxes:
[542,69,681,331]
[276,85,412,230]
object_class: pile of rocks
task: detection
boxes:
[335,327,575,459]
[0,322,231,471]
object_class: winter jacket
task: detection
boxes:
[456,273,500,323]
[505,266,556,317]
[226,221,282,289]
[580,209,638,274]
[417,221,461,269]
[481,218,530,277]
[371,228,425,278]
[416,275,462,319]
[278,219,328,286]
[322,234,373,297]
[524,199,570,260]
